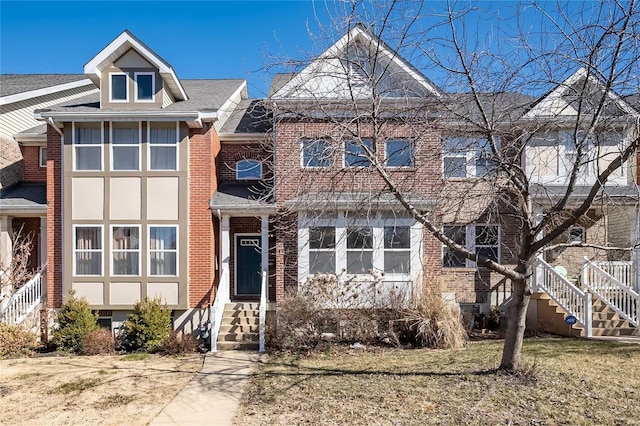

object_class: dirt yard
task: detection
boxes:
[0,353,203,425]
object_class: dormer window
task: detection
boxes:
[135,72,155,102]
[110,73,128,102]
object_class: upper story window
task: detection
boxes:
[73,122,102,171]
[386,139,414,168]
[236,159,262,180]
[569,226,585,243]
[302,139,333,168]
[345,138,374,168]
[135,72,155,102]
[149,122,178,171]
[110,73,128,102]
[149,226,178,276]
[39,147,47,168]
[74,226,102,276]
[112,225,140,276]
[443,136,497,178]
[111,122,140,171]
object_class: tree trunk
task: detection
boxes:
[500,276,530,370]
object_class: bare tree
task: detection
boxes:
[263,0,640,370]
[1,228,38,303]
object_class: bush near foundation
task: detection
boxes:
[156,330,198,355]
[123,297,171,352]
[80,329,115,355]
[54,293,99,352]
[0,323,38,358]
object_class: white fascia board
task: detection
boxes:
[0,79,94,106]
[0,206,48,215]
[218,133,268,142]
[37,110,201,121]
[14,133,46,144]
[217,81,248,116]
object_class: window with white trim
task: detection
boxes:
[74,122,102,171]
[135,72,154,102]
[442,136,497,178]
[345,138,373,168]
[301,139,333,168]
[569,226,585,243]
[346,226,374,274]
[111,122,140,171]
[149,122,178,170]
[74,226,102,276]
[39,147,47,168]
[385,139,414,167]
[308,226,336,274]
[442,224,499,267]
[384,226,410,273]
[236,159,262,180]
[110,73,128,102]
[112,226,140,276]
[149,226,178,276]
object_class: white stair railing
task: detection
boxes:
[209,268,229,352]
[0,272,43,326]
[533,258,592,337]
[584,257,639,328]
[592,260,634,288]
[259,271,267,353]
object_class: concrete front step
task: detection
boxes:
[218,331,259,342]
[592,327,638,337]
[222,309,260,318]
[217,302,262,351]
[216,341,260,351]
[225,303,260,310]
[222,316,260,326]
[220,324,259,334]
[592,319,631,328]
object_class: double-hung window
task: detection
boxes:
[74,226,102,276]
[346,226,374,274]
[442,224,499,267]
[110,73,128,102]
[74,122,102,171]
[345,138,373,168]
[111,122,140,171]
[149,226,178,276]
[149,122,178,170]
[39,147,47,168]
[302,139,333,168]
[383,226,410,273]
[236,159,262,180]
[308,226,336,274]
[111,226,140,276]
[443,136,497,178]
[385,139,414,167]
[134,72,154,102]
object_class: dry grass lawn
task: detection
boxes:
[0,353,203,425]
[236,338,640,425]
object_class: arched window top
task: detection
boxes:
[236,159,262,180]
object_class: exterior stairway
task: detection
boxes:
[216,302,260,350]
[591,298,638,337]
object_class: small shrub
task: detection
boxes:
[156,330,197,355]
[0,323,38,359]
[80,329,115,355]
[54,293,98,352]
[268,291,324,352]
[123,297,171,352]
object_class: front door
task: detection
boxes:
[236,235,261,296]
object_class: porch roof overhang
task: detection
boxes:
[0,183,47,215]
[209,183,276,216]
[531,184,640,204]
[284,191,436,212]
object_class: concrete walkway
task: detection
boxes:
[151,351,262,426]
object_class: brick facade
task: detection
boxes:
[46,125,62,308]
[218,142,271,183]
[20,145,46,182]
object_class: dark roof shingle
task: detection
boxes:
[0,74,90,97]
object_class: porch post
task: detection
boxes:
[220,215,231,303]
[39,216,47,270]
[0,216,12,276]
[261,215,269,301]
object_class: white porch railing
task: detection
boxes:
[209,268,229,352]
[259,271,267,353]
[592,260,634,288]
[583,257,639,328]
[0,272,43,326]
[533,258,592,337]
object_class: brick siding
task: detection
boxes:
[46,125,62,308]
[20,145,46,182]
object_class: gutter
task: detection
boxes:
[35,110,218,127]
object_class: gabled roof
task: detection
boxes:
[0,74,92,105]
[84,30,188,101]
[522,67,639,120]
[271,24,442,100]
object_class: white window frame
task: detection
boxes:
[298,213,422,281]
[385,139,415,168]
[568,225,585,243]
[148,121,179,171]
[72,121,104,172]
[110,225,141,277]
[442,136,497,178]
[300,138,333,169]
[148,225,179,277]
[73,225,103,277]
[383,225,412,274]
[134,72,155,102]
[236,159,262,180]
[110,121,141,171]
[109,72,129,103]
[346,225,374,274]
[344,138,374,168]
[39,146,47,168]
[442,224,500,268]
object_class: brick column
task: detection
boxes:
[46,124,62,308]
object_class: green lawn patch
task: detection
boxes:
[120,353,149,361]
[237,338,640,425]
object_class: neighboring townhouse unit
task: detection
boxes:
[1,26,639,345]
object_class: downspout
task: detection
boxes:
[272,102,277,203]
